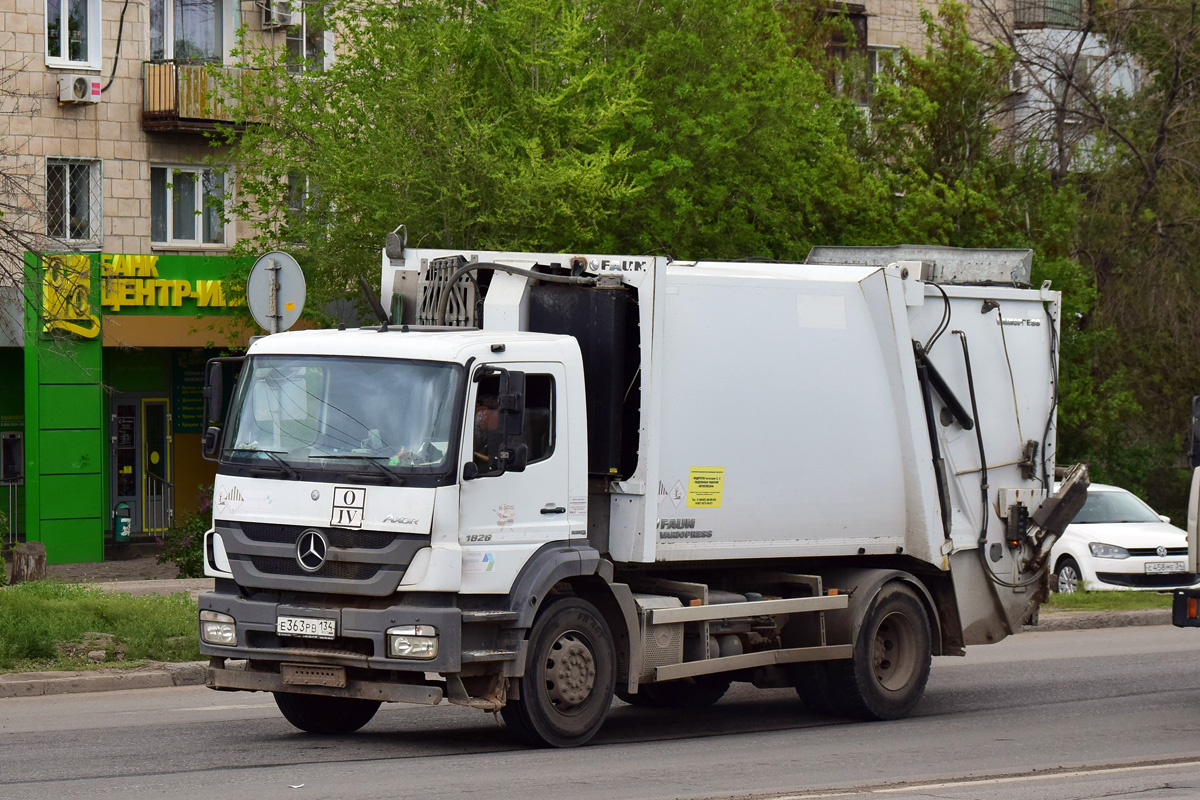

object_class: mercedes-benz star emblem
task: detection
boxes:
[1157,545,1168,558]
[296,529,329,573]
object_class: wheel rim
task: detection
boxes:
[872,611,918,692]
[1057,564,1079,594]
[544,629,596,714]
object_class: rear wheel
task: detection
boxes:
[501,596,616,748]
[792,661,839,715]
[273,692,381,734]
[824,582,931,720]
[1055,557,1081,594]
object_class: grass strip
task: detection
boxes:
[0,581,200,672]
[1043,590,1173,611]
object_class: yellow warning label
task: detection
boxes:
[687,467,725,508]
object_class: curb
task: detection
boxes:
[0,661,207,699]
[1023,608,1171,632]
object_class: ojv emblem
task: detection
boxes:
[296,529,329,573]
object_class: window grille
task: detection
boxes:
[46,158,102,248]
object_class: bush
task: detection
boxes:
[156,486,212,579]
[0,582,201,670]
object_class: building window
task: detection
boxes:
[150,0,233,62]
[867,46,899,99]
[46,0,101,68]
[46,158,102,247]
[287,5,334,74]
[151,166,228,246]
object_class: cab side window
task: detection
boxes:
[518,374,555,464]
[472,373,555,472]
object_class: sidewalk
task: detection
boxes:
[0,556,1175,698]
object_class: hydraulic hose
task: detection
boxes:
[435,262,596,326]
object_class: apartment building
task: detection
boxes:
[0,0,328,563]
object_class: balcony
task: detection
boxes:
[142,61,248,133]
[1014,0,1084,29]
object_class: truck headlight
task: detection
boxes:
[387,625,438,659]
[1089,542,1130,559]
[200,610,237,646]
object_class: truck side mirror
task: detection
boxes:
[501,443,528,473]
[499,371,526,437]
[202,426,222,458]
[205,360,225,424]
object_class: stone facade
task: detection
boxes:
[1,0,273,264]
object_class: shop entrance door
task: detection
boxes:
[111,395,173,535]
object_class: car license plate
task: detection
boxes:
[277,615,336,639]
[1145,562,1186,575]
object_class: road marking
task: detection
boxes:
[176,703,274,712]
[761,759,1200,799]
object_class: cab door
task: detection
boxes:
[458,362,569,584]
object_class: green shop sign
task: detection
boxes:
[100,253,246,315]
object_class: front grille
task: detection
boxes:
[1095,572,1198,588]
[247,630,375,657]
[249,555,384,581]
[232,521,400,550]
[1126,547,1187,557]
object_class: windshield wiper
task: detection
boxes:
[256,450,301,480]
[318,454,406,486]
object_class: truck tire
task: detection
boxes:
[273,692,381,734]
[631,676,732,708]
[824,582,931,721]
[792,662,838,715]
[501,596,616,748]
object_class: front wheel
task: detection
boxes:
[273,692,381,734]
[501,596,616,748]
[824,582,932,721]
[1055,557,1082,594]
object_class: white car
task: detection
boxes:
[1050,483,1200,593]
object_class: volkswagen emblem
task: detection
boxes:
[296,529,329,573]
[1157,545,1168,558]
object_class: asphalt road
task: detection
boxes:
[2,626,1199,800]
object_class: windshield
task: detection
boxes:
[222,355,462,475]
[1070,490,1161,524]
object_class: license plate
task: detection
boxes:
[1146,562,1186,575]
[276,615,337,639]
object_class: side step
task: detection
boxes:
[461,610,520,624]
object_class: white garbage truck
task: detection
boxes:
[197,239,1086,747]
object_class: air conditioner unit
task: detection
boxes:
[259,0,296,28]
[58,74,101,104]
[1009,68,1026,93]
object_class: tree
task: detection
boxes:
[216,0,643,307]
[0,54,56,330]
[974,0,1200,507]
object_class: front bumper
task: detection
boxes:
[198,588,464,673]
[206,660,445,704]
[1077,558,1198,591]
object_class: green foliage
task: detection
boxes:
[156,487,212,579]
[1044,588,1171,612]
[0,582,201,671]
[595,0,876,260]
